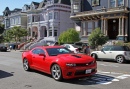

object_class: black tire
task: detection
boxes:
[51,64,62,81]
[23,58,31,71]
[116,55,125,63]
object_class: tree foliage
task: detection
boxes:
[58,28,80,44]
[4,26,28,43]
[88,27,108,47]
[0,24,5,34]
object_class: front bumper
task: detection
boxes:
[61,63,97,79]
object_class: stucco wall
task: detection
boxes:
[59,11,74,35]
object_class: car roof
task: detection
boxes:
[33,46,64,49]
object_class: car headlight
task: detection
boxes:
[66,63,76,67]
[90,60,96,65]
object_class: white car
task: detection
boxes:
[91,45,130,63]
[62,44,79,53]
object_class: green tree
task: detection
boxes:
[0,34,4,43]
[58,28,80,44]
[88,27,108,48]
[0,24,5,34]
[4,26,28,43]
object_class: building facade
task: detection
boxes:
[26,0,74,42]
[70,0,130,42]
[3,7,27,29]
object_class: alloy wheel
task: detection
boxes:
[116,56,124,63]
[23,59,30,71]
[51,64,62,81]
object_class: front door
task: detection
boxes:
[108,19,119,39]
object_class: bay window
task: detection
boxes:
[54,12,58,19]
[48,12,53,20]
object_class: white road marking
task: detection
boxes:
[99,64,119,67]
[80,71,130,85]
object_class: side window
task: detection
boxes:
[113,46,123,51]
[102,46,111,51]
[32,48,45,54]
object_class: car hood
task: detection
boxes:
[57,54,94,63]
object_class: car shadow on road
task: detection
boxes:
[61,74,115,85]
[0,70,13,79]
[29,69,52,78]
[30,70,115,85]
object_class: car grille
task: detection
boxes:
[74,69,96,76]
[76,61,94,67]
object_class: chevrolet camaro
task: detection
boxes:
[22,46,97,81]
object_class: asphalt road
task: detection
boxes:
[0,50,130,89]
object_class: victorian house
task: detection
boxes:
[25,0,74,42]
[3,7,28,30]
[70,0,129,42]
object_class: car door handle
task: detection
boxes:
[33,57,35,58]
[109,52,112,53]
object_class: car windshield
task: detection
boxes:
[46,47,72,56]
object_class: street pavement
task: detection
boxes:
[0,51,130,89]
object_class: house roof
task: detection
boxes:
[55,0,71,5]
[32,1,40,6]
[38,1,46,8]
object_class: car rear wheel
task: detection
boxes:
[116,55,125,63]
[51,64,62,81]
[23,59,30,71]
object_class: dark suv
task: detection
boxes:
[74,42,88,52]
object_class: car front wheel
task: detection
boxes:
[51,64,62,81]
[91,53,97,59]
[116,55,125,63]
[23,59,30,71]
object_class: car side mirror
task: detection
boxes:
[101,49,103,51]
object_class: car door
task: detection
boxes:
[97,46,112,59]
[31,48,46,71]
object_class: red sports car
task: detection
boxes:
[22,46,97,81]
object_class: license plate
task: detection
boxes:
[85,69,92,74]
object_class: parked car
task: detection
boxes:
[62,44,79,53]
[91,45,130,63]
[0,44,7,52]
[22,46,97,81]
[74,42,89,52]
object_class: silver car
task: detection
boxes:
[91,45,130,63]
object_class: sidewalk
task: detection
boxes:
[8,49,27,52]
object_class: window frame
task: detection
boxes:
[73,1,80,13]
[91,0,100,7]
[48,12,53,20]
[110,0,116,8]
[118,0,124,6]
[32,48,45,55]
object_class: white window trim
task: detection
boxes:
[109,0,125,8]
[54,12,59,20]
[73,1,80,12]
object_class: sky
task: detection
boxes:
[0,0,42,15]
